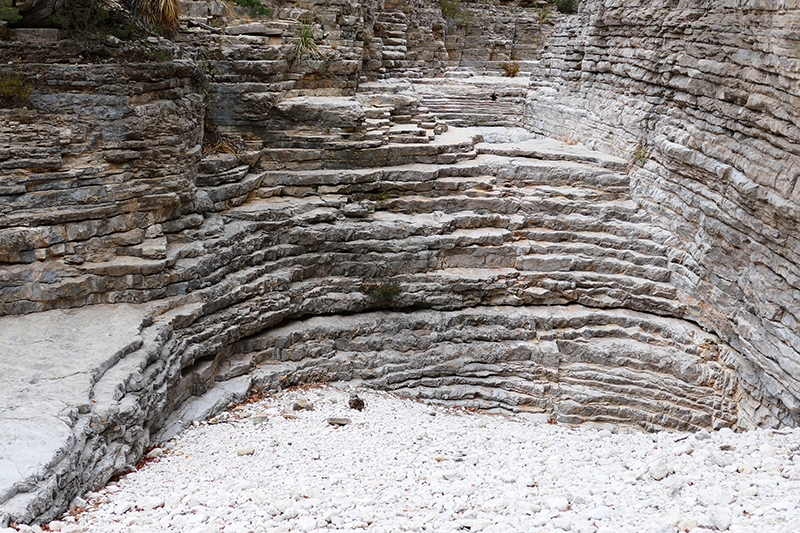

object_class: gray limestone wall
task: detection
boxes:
[2,0,800,526]
[523,0,800,427]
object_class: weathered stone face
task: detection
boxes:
[524,0,800,427]
[2,0,800,526]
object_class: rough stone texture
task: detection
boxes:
[2,0,800,526]
[524,0,800,430]
[0,133,775,524]
[0,304,155,525]
[415,76,530,127]
[0,59,204,315]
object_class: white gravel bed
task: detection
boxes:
[24,386,800,533]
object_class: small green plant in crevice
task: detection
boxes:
[555,0,578,14]
[501,61,520,78]
[538,8,550,23]
[0,71,33,109]
[148,48,173,62]
[293,20,322,61]
[633,147,648,167]
[52,0,134,42]
[376,191,389,202]
[0,0,21,24]
[360,280,401,302]
[228,0,272,17]
[440,0,474,27]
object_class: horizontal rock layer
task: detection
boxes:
[2,0,800,526]
[0,132,783,524]
[524,0,800,432]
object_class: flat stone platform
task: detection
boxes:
[0,304,153,524]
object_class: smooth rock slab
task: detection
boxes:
[0,304,152,523]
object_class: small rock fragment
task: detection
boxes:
[348,394,365,411]
[145,447,164,459]
[69,496,87,512]
[709,506,732,531]
[237,448,255,456]
[328,417,351,426]
[293,398,313,411]
[251,414,270,424]
[60,527,87,533]
[545,496,570,511]
[136,496,164,510]
[112,501,132,515]
[282,410,300,419]
[648,459,672,480]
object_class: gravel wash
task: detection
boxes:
[29,386,800,533]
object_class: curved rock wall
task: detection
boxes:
[3,0,800,525]
[524,0,800,426]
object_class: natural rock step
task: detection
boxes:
[477,140,629,171]
[516,254,672,283]
[517,214,664,242]
[382,50,407,60]
[382,194,646,222]
[444,239,669,270]
[520,229,669,257]
[245,305,739,432]
[200,172,267,212]
[384,37,407,47]
[374,21,408,33]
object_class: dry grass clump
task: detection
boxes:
[501,61,520,78]
[137,0,180,33]
[0,72,32,109]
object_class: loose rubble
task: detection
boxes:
[32,386,800,533]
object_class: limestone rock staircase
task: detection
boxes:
[413,77,530,127]
[0,127,755,525]
[149,132,744,433]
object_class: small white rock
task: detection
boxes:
[545,496,570,511]
[709,506,732,531]
[648,459,672,480]
[146,447,164,459]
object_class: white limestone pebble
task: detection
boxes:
[62,386,800,533]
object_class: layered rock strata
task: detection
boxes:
[0,133,770,524]
[2,0,800,526]
[524,0,800,430]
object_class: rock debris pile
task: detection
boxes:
[27,387,800,533]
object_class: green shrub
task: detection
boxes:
[293,20,322,60]
[148,48,173,62]
[538,8,550,23]
[555,0,578,14]
[0,0,21,24]
[52,0,133,41]
[228,0,271,17]
[360,280,401,301]
[440,0,474,26]
[0,72,33,109]
[633,148,648,167]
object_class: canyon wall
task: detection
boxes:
[524,0,800,428]
[2,0,800,526]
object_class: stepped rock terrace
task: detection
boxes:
[1,0,800,526]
